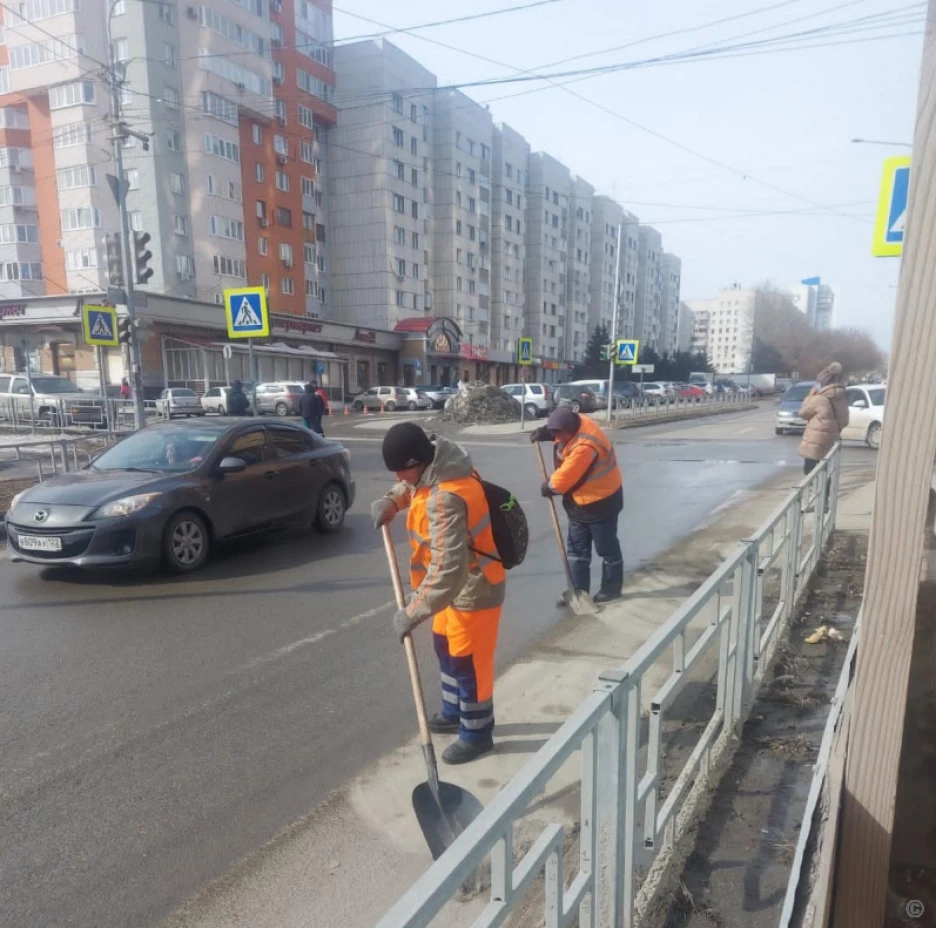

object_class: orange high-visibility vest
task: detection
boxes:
[406,474,506,596]
[550,416,622,507]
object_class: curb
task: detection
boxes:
[613,402,757,430]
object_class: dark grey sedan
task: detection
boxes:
[5,418,355,574]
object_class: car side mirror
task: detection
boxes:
[218,456,247,474]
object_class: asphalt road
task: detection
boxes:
[0,406,877,928]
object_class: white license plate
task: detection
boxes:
[18,534,63,552]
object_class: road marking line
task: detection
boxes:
[735,426,755,435]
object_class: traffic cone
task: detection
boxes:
[380,403,386,414]
[362,404,370,415]
[343,404,350,416]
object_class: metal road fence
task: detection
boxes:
[376,445,841,928]
[0,396,160,435]
[612,390,752,423]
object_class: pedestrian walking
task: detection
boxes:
[531,407,624,604]
[228,379,250,416]
[119,378,130,400]
[371,422,505,765]
[314,382,331,417]
[799,362,848,475]
[300,382,325,435]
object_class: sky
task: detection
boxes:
[330,0,925,350]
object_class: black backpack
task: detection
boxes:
[471,475,528,569]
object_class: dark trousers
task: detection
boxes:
[567,514,624,597]
[803,458,819,475]
[303,416,324,436]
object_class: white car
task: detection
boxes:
[396,387,433,411]
[502,383,551,418]
[640,382,668,399]
[842,383,885,449]
[156,387,204,418]
[201,385,254,415]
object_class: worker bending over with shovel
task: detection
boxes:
[372,423,505,765]
[532,407,624,605]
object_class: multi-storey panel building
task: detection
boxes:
[660,252,682,356]
[490,123,528,358]
[328,40,435,330]
[565,175,593,364]
[635,225,663,351]
[589,195,624,338]
[431,89,493,353]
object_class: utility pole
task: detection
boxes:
[105,4,147,431]
[833,2,936,924]
[606,223,623,424]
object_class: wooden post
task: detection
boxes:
[833,4,936,925]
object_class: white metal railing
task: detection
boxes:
[376,445,841,928]
[0,396,160,434]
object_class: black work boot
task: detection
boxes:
[594,590,622,605]
[442,738,494,765]
[428,713,460,734]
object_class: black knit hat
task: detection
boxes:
[382,422,435,471]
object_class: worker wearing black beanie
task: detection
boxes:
[371,423,506,766]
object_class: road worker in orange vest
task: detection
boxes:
[371,423,505,765]
[532,406,624,604]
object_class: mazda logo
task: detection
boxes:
[33,510,49,524]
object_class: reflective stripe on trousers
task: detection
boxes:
[432,604,502,743]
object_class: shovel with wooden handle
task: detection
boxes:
[380,524,483,860]
[533,441,597,616]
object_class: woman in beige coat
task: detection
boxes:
[799,362,849,474]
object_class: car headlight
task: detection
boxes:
[778,410,792,418]
[96,493,161,518]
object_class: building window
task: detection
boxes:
[392,127,404,147]
[162,85,179,110]
[158,2,175,23]
[392,93,403,114]
[468,197,476,213]
[301,176,315,197]
[300,141,314,163]
[298,104,314,128]
[209,215,245,241]
[274,134,288,155]
[170,172,185,195]
[128,211,143,232]
[260,272,270,289]
[163,42,177,68]
[57,164,97,190]
[397,258,406,277]
[277,207,292,227]
[49,80,95,109]
[392,194,405,213]
[412,264,419,279]
[167,128,182,151]
[411,201,418,219]
[251,124,262,145]
[213,255,246,278]
[59,206,101,230]
[396,290,405,307]
[393,226,405,245]
[393,160,404,181]
[204,133,240,163]
[282,277,295,295]
[275,171,289,192]
[255,163,264,182]
[65,248,99,270]
[302,210,314,231]
[411,137,417,155]
[173,214,188,236]
[258,236,268,255]
[315,223,325,242]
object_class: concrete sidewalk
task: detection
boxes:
[160,468,876,928]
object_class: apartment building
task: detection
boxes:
[634,225,663,351]
[490,122,528,358]
[327,40,435,331]
[524,152,571,368]
[791,277,835,330]
[660,252,682,356]
[686,286,760,372]
[565,174,592,364]
[588,195,622,337]
[431,89,493,355]
[619,212,639,340]
[0,0,336,313]
[677,300,694,352]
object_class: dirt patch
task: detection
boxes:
[440,383,521,425]
[0,476,38,514]
[658,531,867,928]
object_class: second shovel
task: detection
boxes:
[533,441,597,616]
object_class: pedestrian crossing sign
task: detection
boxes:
[518,337,533,365]
[82,304,119,347]
[616,339,639,365]
[224,286,269,339]
[872,155,911,257]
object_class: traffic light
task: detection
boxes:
[599,344,611,361]
[118,316,133,346]
[105,233,124,287]
[133,231,154,285]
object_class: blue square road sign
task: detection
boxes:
[224,286,269,339]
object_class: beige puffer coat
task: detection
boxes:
[799,383,848,461]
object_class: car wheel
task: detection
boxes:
[867,421,882,450]
[385,401,397,411]
[354,401,364,411]
[38,409,61,429]
[525,403,539,419]
[163,511,210,573]
[275,402,288,417]
[571,401,582,413]
[316,483,346,533]
[408,400,418,411]
[775,428,785,435]
[217,405,226,416]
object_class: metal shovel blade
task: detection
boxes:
[563,588,598,616]
[413,780,484,860]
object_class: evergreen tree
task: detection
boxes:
[577,324,611,378]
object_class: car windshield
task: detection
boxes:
[784,384,813,403]
[30,376,83,394]
[91,426,224,473]
[174,388,197,397]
